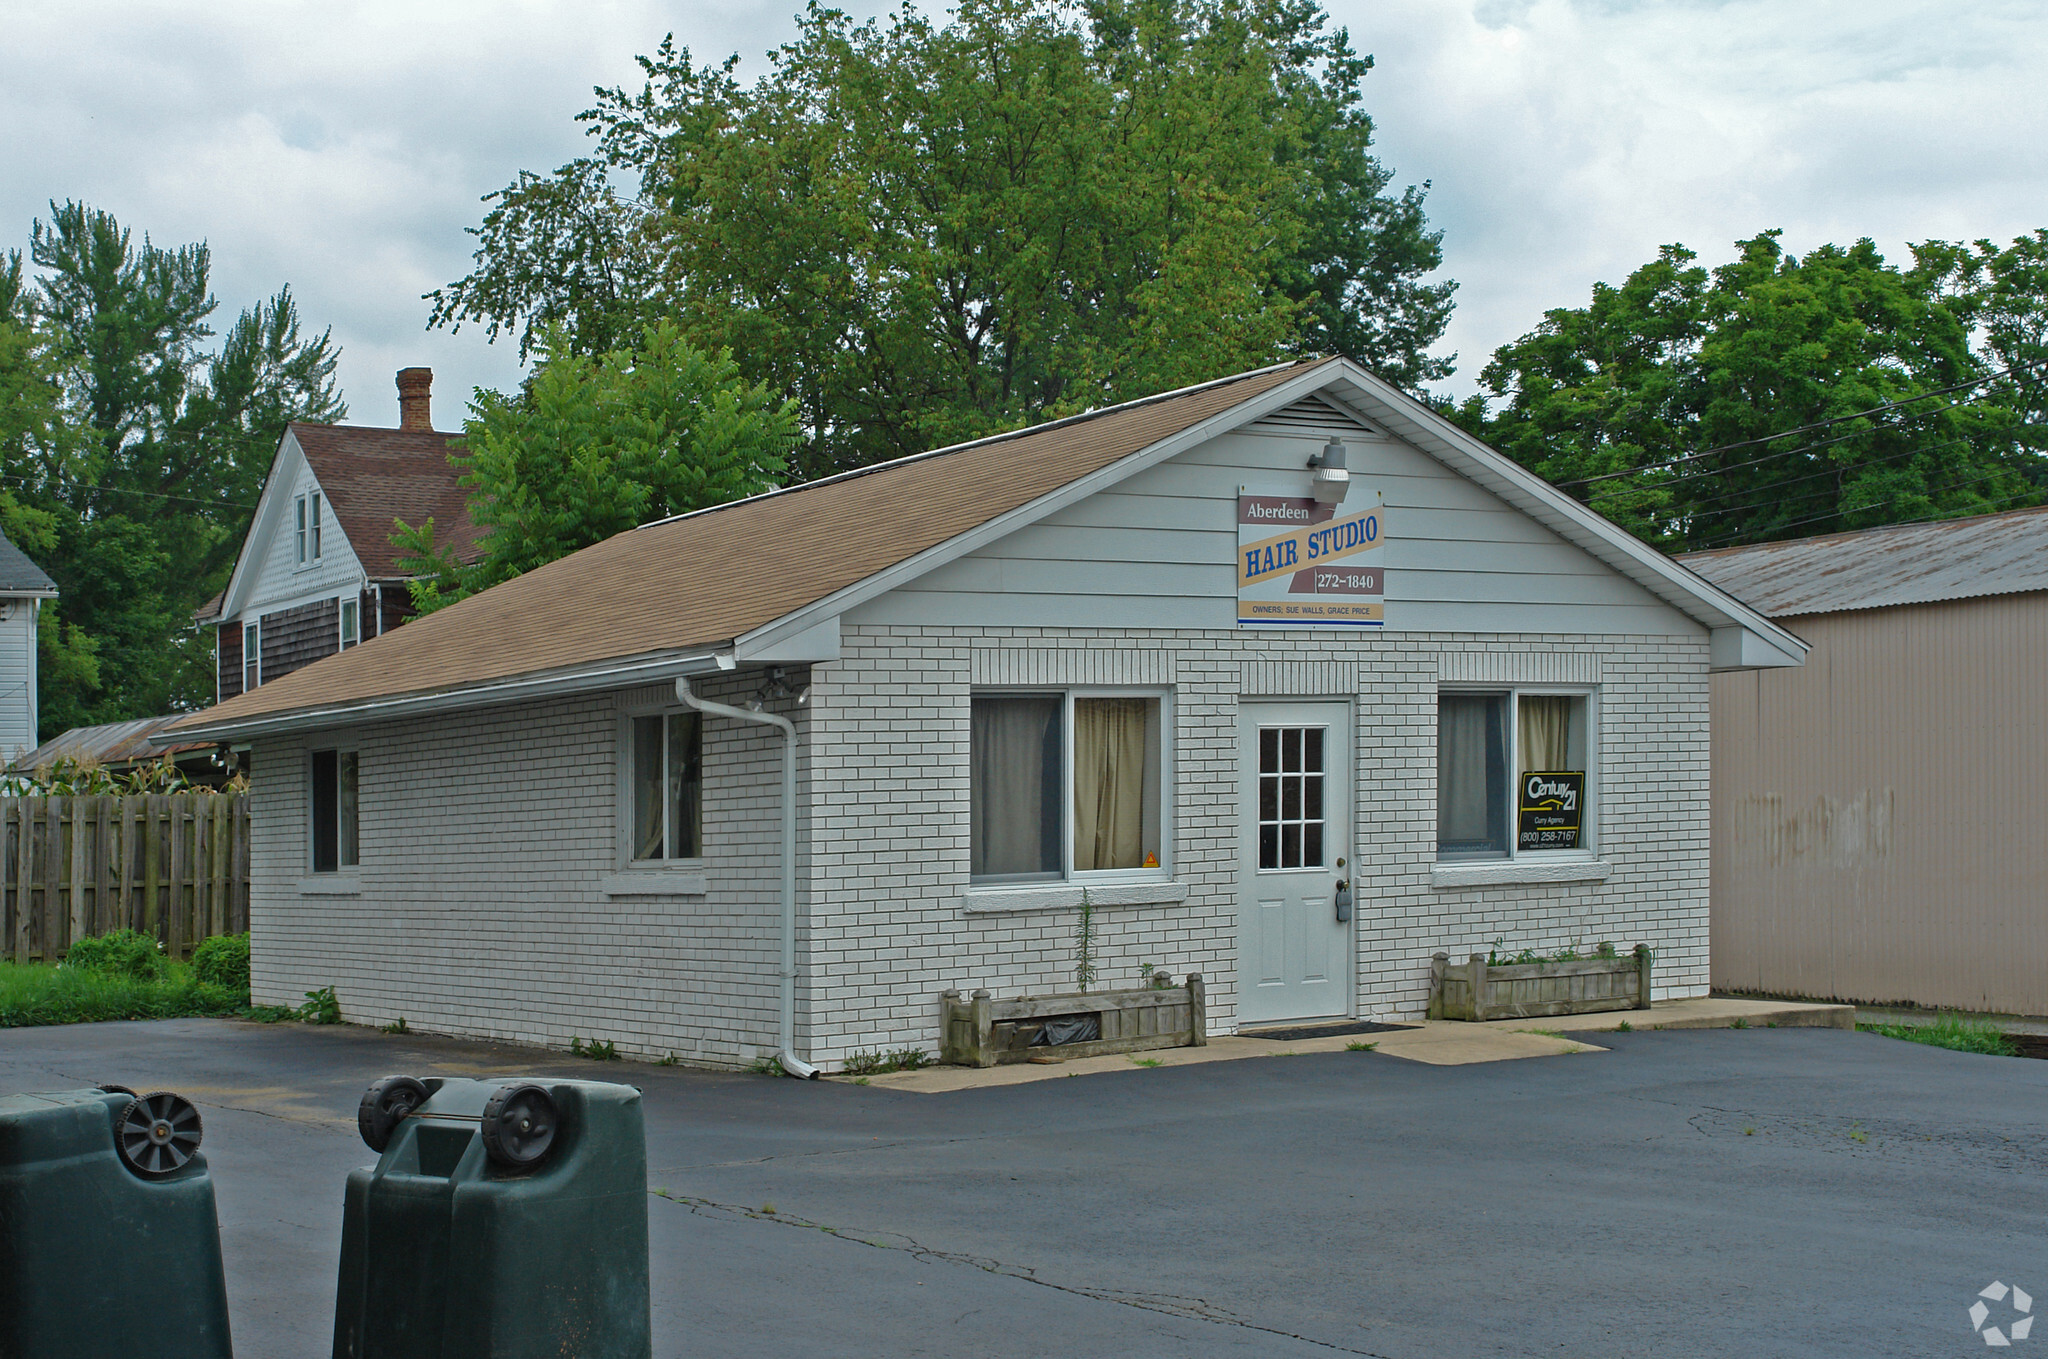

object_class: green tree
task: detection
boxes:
[430,0,1453,479]
[1462,231,2044,550]
[393,320,796,611]
[2,202,344,732]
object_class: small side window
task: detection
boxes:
[295,496,307,565]
[310,749,359,873]
[629,713,702,861]
[310,492,323,560]
[243,621,260,691]
[339,599,359,649]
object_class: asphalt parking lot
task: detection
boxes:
[6,1018,2044,1357]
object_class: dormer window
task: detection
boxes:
[295,496,308,564]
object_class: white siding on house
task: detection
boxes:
[0,602,38,759]
[239,435,367,618]
[848,421,1698,637]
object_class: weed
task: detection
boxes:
[1128,1056,1162,1068]
[381,1016,410,1035]
[1528,1028,1566,1039]
[658,1052,680,1067]
[1594,942,1618,959]
[1345,1040,1378,1052]
[1138,962,1156,983]
[1730,1018,1750,1030]
[1743,1126,1756,1136]
[570,1036,620,1060]
[745,1055,784,1076]
[297,986,342,1025]
[851,1076,870,1086]
[760,1203,776,1216]
[1616,1020,1633,1033]
[1858,1015,2017,1057]
[190,934,251,999]
[63,929,166,981]
[1766,1021,1779,1028]
[841,1047,932,1077]
[243,1004,296,1024]
[1074,889,1097,992]
[1848,1126,1868,1144]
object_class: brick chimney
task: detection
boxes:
[396,367,433,432]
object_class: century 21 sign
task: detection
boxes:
[1237,491,1385,627]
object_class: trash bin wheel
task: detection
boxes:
[480,1083,558,1169]
[115,1092,203,1179]
[358,1075,431,1152]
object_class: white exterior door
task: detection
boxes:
[1236,702,1351,1026]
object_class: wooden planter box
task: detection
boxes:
[1429,946,1653,1021]
[941,976,1207,1067]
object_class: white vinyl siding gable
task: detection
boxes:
[238,438,366,618]
[847,406,1700,639]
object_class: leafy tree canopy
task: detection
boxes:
[1456,230,2048,550]
[429,0,1455,479]
[393,319,797,612]
[0,202,343,737]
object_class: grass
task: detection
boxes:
[570,1036,621,1060]
[1128,1055,1162,1067]
[1616,1020,1633,1032]
[0,959,244,1027]
[1858,1014,2018,1057]
[1345,1040,1378,1052]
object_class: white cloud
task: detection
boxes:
[4,0,2045,419]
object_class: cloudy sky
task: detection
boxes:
[5,0,2043,426]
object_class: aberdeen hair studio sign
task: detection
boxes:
[1237,490,1385,627]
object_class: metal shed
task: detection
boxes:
[1680,505,2048,1016]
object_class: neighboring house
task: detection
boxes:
[163,357,1803,1073]
[1680,506,2048,1017]
[195,367,481,700]
[10,715,227,786]
[0,527,59,761]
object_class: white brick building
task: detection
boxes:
[163,358,1803,1072]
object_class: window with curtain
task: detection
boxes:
[630,712,703,861]
[972,691,1163,881]
[1438,689,1592,859]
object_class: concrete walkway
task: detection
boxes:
[850,995,1854,1092]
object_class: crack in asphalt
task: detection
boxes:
[650,1190,1398,1358]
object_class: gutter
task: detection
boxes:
[676,678,816,1080]
[155,648,733,744]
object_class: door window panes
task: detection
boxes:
[1258,726,1326,869]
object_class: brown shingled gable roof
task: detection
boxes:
[168,360,1324,734]
[290,423,484,578]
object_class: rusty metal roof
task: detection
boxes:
[1677,504,2048,617]
[10,715,217,773]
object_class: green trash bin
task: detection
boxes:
[0,1086,233,1359]
[333,1076,651,1359]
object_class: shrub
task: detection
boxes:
[191,933,251,999]
[0,961,241,1027]
[63,929,166,980]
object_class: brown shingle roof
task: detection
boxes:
[168,360,1323,734]
[291,423,484,578]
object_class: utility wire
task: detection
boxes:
[1554,358,2046,489]
[1644,433,1991,521]
[1682,463,2044,552]
[0,470,257,512]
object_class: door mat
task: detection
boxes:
[1238,1020,1419,1042]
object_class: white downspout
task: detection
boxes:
[676,678,817,1079]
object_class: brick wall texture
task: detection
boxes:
[248,624,1709,1070]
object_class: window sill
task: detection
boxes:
[1430,859,1611,889]
[298,876,361,896]
[960,880,1188,915]
[601,871,708,898]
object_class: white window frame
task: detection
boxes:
[294,495,307,565]
[307,746,359,874]
[1436,684,1599,862]
[242,620,260,690]
[616,707,706,869]
[968,686,1174,887]
[339,597,359,649]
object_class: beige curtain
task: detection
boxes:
[1074,698,1150,870]
[1518,696,1572,773]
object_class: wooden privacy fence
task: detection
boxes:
[2,795,251,964]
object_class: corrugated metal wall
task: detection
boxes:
[1712,591,2048,1014]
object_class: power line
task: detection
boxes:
[1681,463,2044,552]
[1554,357,2048,490]
[0,471,257,512]
[1646,433,1990,522]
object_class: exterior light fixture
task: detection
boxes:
[747,666,794,712]
[1308,437,1351,505]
